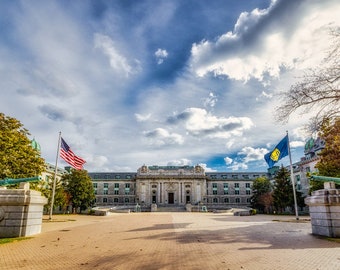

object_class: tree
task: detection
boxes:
[63,169,95,213]
[32,175,70,213]
[0,113,45,180]
[276,29,340,131]
[272,166,294,213]
[315,117,340,177]
[251,177,273,213]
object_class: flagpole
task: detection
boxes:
[287,131,299,221]
[49,131,61,220]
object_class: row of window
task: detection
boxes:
[208,197,251,203]
[208,174,265,180]
[95,197,250,204]
[211,183,251,188]
[93,183,132,188]
[211,190,251,195]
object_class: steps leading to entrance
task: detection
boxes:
[156,206,186,212]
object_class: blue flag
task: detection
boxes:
[264,135,289,168]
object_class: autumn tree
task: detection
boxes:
[315,117,340,177]
[251,177,273,213]
[276,29,340,131]
[63,169,95,213]
[0,113,45,180]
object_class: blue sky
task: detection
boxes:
[0,0,339,172]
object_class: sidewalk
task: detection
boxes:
[0,213,339,270]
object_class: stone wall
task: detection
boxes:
[305,185,340,238]
[0,183,47,238]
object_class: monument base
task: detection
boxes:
[0,183,47,238]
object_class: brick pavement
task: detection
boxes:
[0,213,339,270]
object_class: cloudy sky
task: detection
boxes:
[1,0,339,172]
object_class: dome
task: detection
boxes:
[31,138,41,152]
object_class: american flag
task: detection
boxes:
[60,137,86,170]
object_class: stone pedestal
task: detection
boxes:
[151,203,157,212]
[305,188,340,237]
[0,183,48,238]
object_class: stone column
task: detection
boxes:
[305,184,340,238]
[0,183,47,238]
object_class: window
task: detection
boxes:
[125,183,130,195]
[104,189,108,195]
[246,198,251,203]
[223,183,228,194]
[235,190,240,195]
[114,198,119,203]
[245,183,251,188]
[235,198,240,203]
[242,175,249,179]
[114,183,119,195]
[232,175,238,179]
[222,175,227,179]
[210,175,217,179]
[246,190,251,195]
[224,198,229,203]
[103,198,108,203]
[93,183,98,188]
[213,198,218,203]
[152,184,157,188]
[124,198,129,203]
[104,183,109,188]
[234,183,239,188]
[126,175,131,179]
[115,175,121,179]
[212,183,218,195]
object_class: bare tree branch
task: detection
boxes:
[275,27,340,129]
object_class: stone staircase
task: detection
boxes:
[156,206,186,212]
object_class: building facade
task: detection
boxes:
[89,165,269,209]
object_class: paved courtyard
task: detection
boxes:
[0,213,339,270]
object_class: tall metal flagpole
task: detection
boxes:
[287,131,299,220]
[49,132,61,220]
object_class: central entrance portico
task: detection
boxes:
[136,165,206,207]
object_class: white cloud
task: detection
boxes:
[290,140,305,148]
[135,113,152,122]
[202,92,218,108]
[94,33,139,77]
[167,159,192,166]
[155,48,168,64]
[224,157,233,165]
[227,161,248,171]
[189,0,339,83]
[238,146,268,163]
[168,107,253,139]
[199,163,217,172]
[143,128,184,146]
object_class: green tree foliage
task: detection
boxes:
[272,166,294,213]
[63,169,95,213]
[272,167,306,213]
[0,113,45,180]
[32,175,70,213]
[251,177,273,213]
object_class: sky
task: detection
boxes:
[0,0,339,173]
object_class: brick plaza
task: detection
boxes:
[0,213,339,270]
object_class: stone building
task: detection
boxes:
[89,165,269,210]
